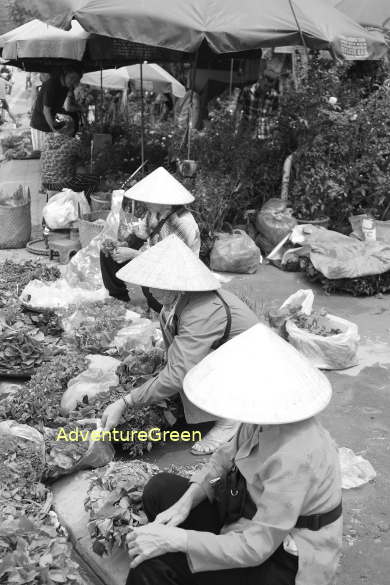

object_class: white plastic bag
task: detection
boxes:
[339,447,376,489]
[20,279,108,311]
[280,289,314,316]
[110,319,158,353]
[43,189,90,229]
[61,355,120,414]
[285,313,359,370]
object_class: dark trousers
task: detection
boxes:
[99,251,162,312]
[127,473,298,585]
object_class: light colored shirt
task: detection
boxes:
[187,419,343,585]
[130,290,259,423]
[0,78,7,100]
[134,209,201,256]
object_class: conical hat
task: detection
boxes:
[116,234,221,291]
[183,323,332,425]
[124,167,194,205]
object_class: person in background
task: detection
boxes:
[0,74,18,126]
[125,324,342,585]
[102,235,259,455]
[237,62,280,140]
[40,114,99,200]
[30,67,81,152]
[99,167,200,313]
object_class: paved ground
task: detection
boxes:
[1,70,390,584]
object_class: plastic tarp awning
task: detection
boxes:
[19,0,388,59]
[81,64,186,97]
[330,0,390,31]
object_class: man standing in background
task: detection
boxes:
[30,68,81,152]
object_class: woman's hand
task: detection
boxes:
[112,247,133,263]
[127,524,188,569]
[154,496,193,527]
[101,400,126,431]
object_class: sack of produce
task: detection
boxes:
[285,310,359,370]
[61,355,121,414]
[44,419,114,481]
[43,188,90,229]
[210,229,261,274]
[255,198,297,255]
[0,420,45,486]
[20,279,108,311]
[110,319,159,353]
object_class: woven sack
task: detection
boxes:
[0,187,31,249]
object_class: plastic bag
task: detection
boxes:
[20,279,108,311]
[255,198,297,254]
[44,419,115,481]
[0,420,45,460]
[61,355,121,414]
[43,189,90,229]
[285,313,359,370]
[210,229,261,274]
[64,189,124,289]
[268,289,313,332]
[110,319,159,353]
[339,447,376,489]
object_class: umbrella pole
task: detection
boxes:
[187,50,199,160]
[288,0,309,59]
[229,59,234,96]
[140,62,145,173]
[100,67,104,131]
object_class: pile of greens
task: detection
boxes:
[0,352,88,427]
[0,260,60,302]
[0,428,87,585]
[85,460,203,556]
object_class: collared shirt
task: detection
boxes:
[129,290,259,423]
[240,83,279,140]
[187,420,343,585]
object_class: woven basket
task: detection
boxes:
[90,191,112,212]
[78,210,109,248]
[0,186,31,249]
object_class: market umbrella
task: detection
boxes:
[0,18,189,72]
[330,0,390,31]
[21,0,387,59]
[81,64,186,97]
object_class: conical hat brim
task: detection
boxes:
[184,324,332,425]
[116,234,221,291]
[124,167,194,205]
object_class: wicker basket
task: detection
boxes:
[78,210,109,248]
[0,186,31,249]
[90,191,112,212]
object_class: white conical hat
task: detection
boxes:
[116,234,221,291]
[183,323,332,425]
[124,167,194,205]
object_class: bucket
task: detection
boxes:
[90,191,112,212]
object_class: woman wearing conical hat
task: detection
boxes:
[101,235,259,454]
[100,167,200,312]
[124,325,342,585]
